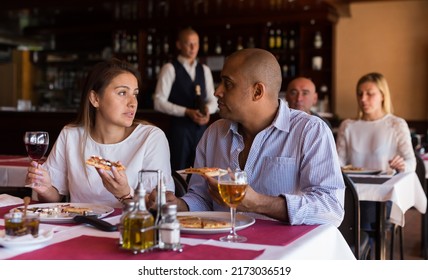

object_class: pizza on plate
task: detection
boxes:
[341,165,364,172]
[12,204,93,217]
[177,215,231,229]
[182,167,225,177]
[86,155,126,171]
[61,205,92,215]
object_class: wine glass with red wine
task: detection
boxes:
[24,131,49,163]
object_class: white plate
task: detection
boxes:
[177,211,255,234]
[10,203,114,223]
[342,169,382,175]
[0,229,53,249]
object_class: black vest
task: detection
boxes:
[168,59,207,109]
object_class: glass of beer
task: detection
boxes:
[218,169,248,243]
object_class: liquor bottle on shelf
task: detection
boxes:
[163,35,169,54]
[247,36,255,48]
[132,55,138,70]
[131,34,138,53]
[282,63,289,78]
[203,36,209,54]
[289,55,296,77]
[275,29,282,49]
[215,36,222,54]
[114,31,121,52]
[154,60,161,76]
[314,31,323,49]
[146,34,153,55]
[282,30,288,50]
[225,39,232,54]
[288,29,296,50]
[146,59,153,79]
[155,37,161,55]
[268,29,275,49]
[236,36,244,51]
[121,31,129,53]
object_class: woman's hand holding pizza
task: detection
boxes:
[96,162,131,199]
[86,156,131,199]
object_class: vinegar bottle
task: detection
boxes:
[122,186,154,253]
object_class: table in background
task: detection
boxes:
[0,155,29,187]
[0,155,34,199]
[422,153,428,179]
[0,202,355,260]
[351,172,427,260]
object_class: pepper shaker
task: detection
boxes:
[159,203,182,251]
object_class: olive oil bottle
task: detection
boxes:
[122,186,154,253]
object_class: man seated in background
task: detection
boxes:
[156,48,345,227]
[285,77,332,129]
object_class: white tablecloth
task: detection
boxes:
[0,164,27,187]
[353,172,427,227]
[0,202,355,260]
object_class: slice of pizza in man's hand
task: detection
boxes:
[86,155,126,171]
[181,167,226,177]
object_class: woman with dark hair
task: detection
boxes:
[26,58,174,207]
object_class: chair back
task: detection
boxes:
[415,153,427,191]
[172,170,188,198]
[415,152,428,259]
[338,172,362,259]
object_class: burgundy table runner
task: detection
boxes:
[9,235,264,260]
[182,219,317,246]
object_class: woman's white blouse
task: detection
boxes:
[336,114,416,172]
[43,124,174,208]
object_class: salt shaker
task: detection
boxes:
[159,203,182,251]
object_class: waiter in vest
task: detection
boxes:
[153,27,217,171]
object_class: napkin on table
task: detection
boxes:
[0,194,24,207]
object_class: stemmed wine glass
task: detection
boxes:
[24,131,49,164]
[218,169,248,243]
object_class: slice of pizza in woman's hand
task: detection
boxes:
[182,167,226,177]
[86,155,126,171]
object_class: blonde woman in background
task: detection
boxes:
[336,72,415,232]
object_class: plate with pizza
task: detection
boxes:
[177,211,255,234]
[10,203,114,223]
[177,167,227,177]
[341,165,382,175]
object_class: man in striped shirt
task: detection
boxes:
[164,48,345,227]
